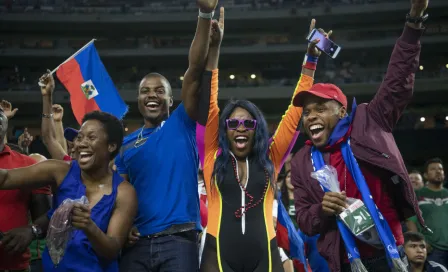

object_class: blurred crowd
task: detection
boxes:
[1,0,406,13]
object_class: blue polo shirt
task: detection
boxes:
[115,103,200,236]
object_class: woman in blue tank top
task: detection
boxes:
[0,111,137,271]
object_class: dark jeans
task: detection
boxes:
[119,231,199,272]
[341,255,390,272]
[30,259,42,272]
[428,248,448,269]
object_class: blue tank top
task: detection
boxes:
[42,161,123,272]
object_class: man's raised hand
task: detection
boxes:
[197,0,219,13]
[410,0,428,17]
[210,7,224,47]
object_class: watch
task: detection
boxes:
[406,13,429,24]
[31,225,42,239]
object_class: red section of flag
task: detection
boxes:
[56,58,100,124]
[293,259,307,272]
[276,223,290,252]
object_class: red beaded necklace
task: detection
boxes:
[231,157,270,218]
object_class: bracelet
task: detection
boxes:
[307,55,319,63]
[42,113,53,118]
[199,9,214,19]
[302,54,318,70]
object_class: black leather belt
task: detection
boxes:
[143,223,197,241]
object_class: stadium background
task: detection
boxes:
[1,0,447,170]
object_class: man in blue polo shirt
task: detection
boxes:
[116,0,219,271]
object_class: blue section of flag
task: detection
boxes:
[74,43,128,120]
[276,194,307,267]
[298,231,330,272]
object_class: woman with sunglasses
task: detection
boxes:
[196,17,328,271]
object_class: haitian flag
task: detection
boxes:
[276,194,307,272]
[56,41,128,124]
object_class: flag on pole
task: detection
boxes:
[276,194,307,272]
[55,41,128,124]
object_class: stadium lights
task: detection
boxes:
[419,65,424,71]
[446,64,448,69]
[180,76,184,81]
[446,116,448,121]
[230,74,235,80]
[420,117,426,122]
[250,74,256,79]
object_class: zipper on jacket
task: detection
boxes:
[354,140,390,158]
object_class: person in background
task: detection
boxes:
[410,169,425,190]
[0,100,52,272]
[403,232,448,272]
[0,111,137,271]
[18,127,34,154]
[290,1,429,270]
[28,153,49,272]
[282,170,296,226]
[407,158,448,268]
[117,1,219,271]
[63,127,78,159]
[276,171,286,195]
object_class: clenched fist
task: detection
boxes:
[39,70,55,97]
[52,104,64,122]
[410,0,428,17]
[321,191,348,216]
[197,0,218,13]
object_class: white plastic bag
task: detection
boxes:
[311,166,381,247]
[46,196,89,265]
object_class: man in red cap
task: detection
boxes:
[290,0,429,271]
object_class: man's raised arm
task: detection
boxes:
[367,0,428,132]
[181,0,218,121]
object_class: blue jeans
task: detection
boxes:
[119,231,199,272]
[428,248,448,269]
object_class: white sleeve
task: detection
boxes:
[278,247,289,263]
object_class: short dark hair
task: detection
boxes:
[82,111,124,159]
[141,72,172,95]
[404,231,425,245]
[424,158,443,173]
[409,169,422,175]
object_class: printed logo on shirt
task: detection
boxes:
[418,197,448,207]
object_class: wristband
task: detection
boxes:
[199,9,214,19]
[42,113,53,118]
[302,54,318,70]
[307,55,319,63]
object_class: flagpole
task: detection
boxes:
[49,38,96,75]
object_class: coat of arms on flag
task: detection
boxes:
[81,80,99,100]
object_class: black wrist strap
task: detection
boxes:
[406,13,428,24]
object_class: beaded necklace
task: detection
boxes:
[230,156,270,218]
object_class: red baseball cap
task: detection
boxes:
[293,83,347,108]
